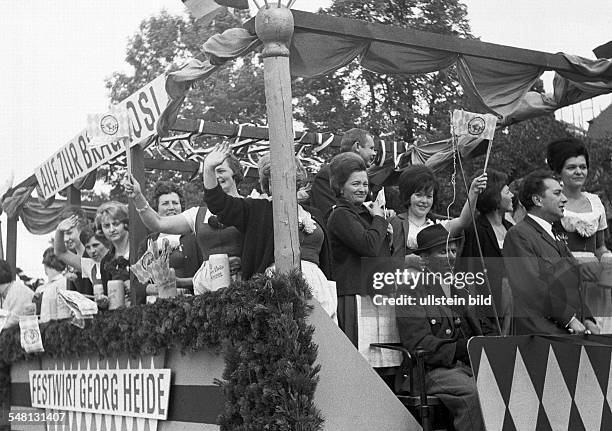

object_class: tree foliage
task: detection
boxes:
[292,0,474,144]
[93,2,611,229]
[97,9,267,208]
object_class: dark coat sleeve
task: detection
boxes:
[204,185,251,233]
[311,167,336,221]
[389,214,406,258]
[328,207,389,257]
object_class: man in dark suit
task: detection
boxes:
[396,224,485,431]
[503,170,599,335]
[311,128,377,219]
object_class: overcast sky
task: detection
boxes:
[2,0,611,276]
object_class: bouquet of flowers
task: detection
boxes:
[132,238,177,298]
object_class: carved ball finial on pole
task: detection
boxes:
[255,4,294,58]
[253,2,300,272]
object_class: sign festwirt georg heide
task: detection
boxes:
[29,368,171,420]
[34,73,169,200]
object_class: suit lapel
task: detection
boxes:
[524,216,562,254]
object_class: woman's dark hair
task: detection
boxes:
[42,247,66,272]
[519,169,557,212]
[546,138,589,174]
[329,152,367,198]
[79,227,111,249]
[476,169,509,214]
[225,153,244,185]
[397,164,439,209]
[151,181,184,212]
[0,259,15,284]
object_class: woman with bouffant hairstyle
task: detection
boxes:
[327,152,393,344]
[546,137,612,331]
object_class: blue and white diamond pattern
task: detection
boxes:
[541,345,572,431]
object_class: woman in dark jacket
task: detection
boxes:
[326,152,392,345]
[203,143,336,320]
[459,169,514,334]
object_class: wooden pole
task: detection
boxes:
[67,185,81,207]
[128,144,148,302]
[6,216,17,269]
[255,5,300,272]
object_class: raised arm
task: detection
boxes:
[54,216,82,270]
[123,175,191,235]
[203,143,251,232]
[446,173,487,236]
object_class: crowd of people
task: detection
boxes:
[0,130,610,431]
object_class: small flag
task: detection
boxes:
[86,105,131,146]
[19,315,44,353]
[451,110,497,140]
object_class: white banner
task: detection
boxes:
[29,368,171,420]
[35,74,169,200]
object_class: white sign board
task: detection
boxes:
[29,368,171,420]
[34,74,169,200]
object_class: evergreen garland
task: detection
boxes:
[0,271,323,430]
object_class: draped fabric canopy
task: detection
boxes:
[158,14,612,137]
[11,11,612,235]
[2,170,96,235]
[156,12,612,174]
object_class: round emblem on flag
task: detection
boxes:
[24,328,40,344]
[467,117,486,136]
[100,115,120,136]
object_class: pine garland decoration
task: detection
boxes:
[0,271,323,430]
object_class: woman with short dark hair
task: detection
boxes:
[131,181,202,304]
[389,164,487,258]
[459,169,514,334]
[55,224,109,289]
[124,153,244,293]
[327,152,392,344]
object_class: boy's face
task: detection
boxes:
[85,238,108,263]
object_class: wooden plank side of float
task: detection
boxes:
[308,300,419,430]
